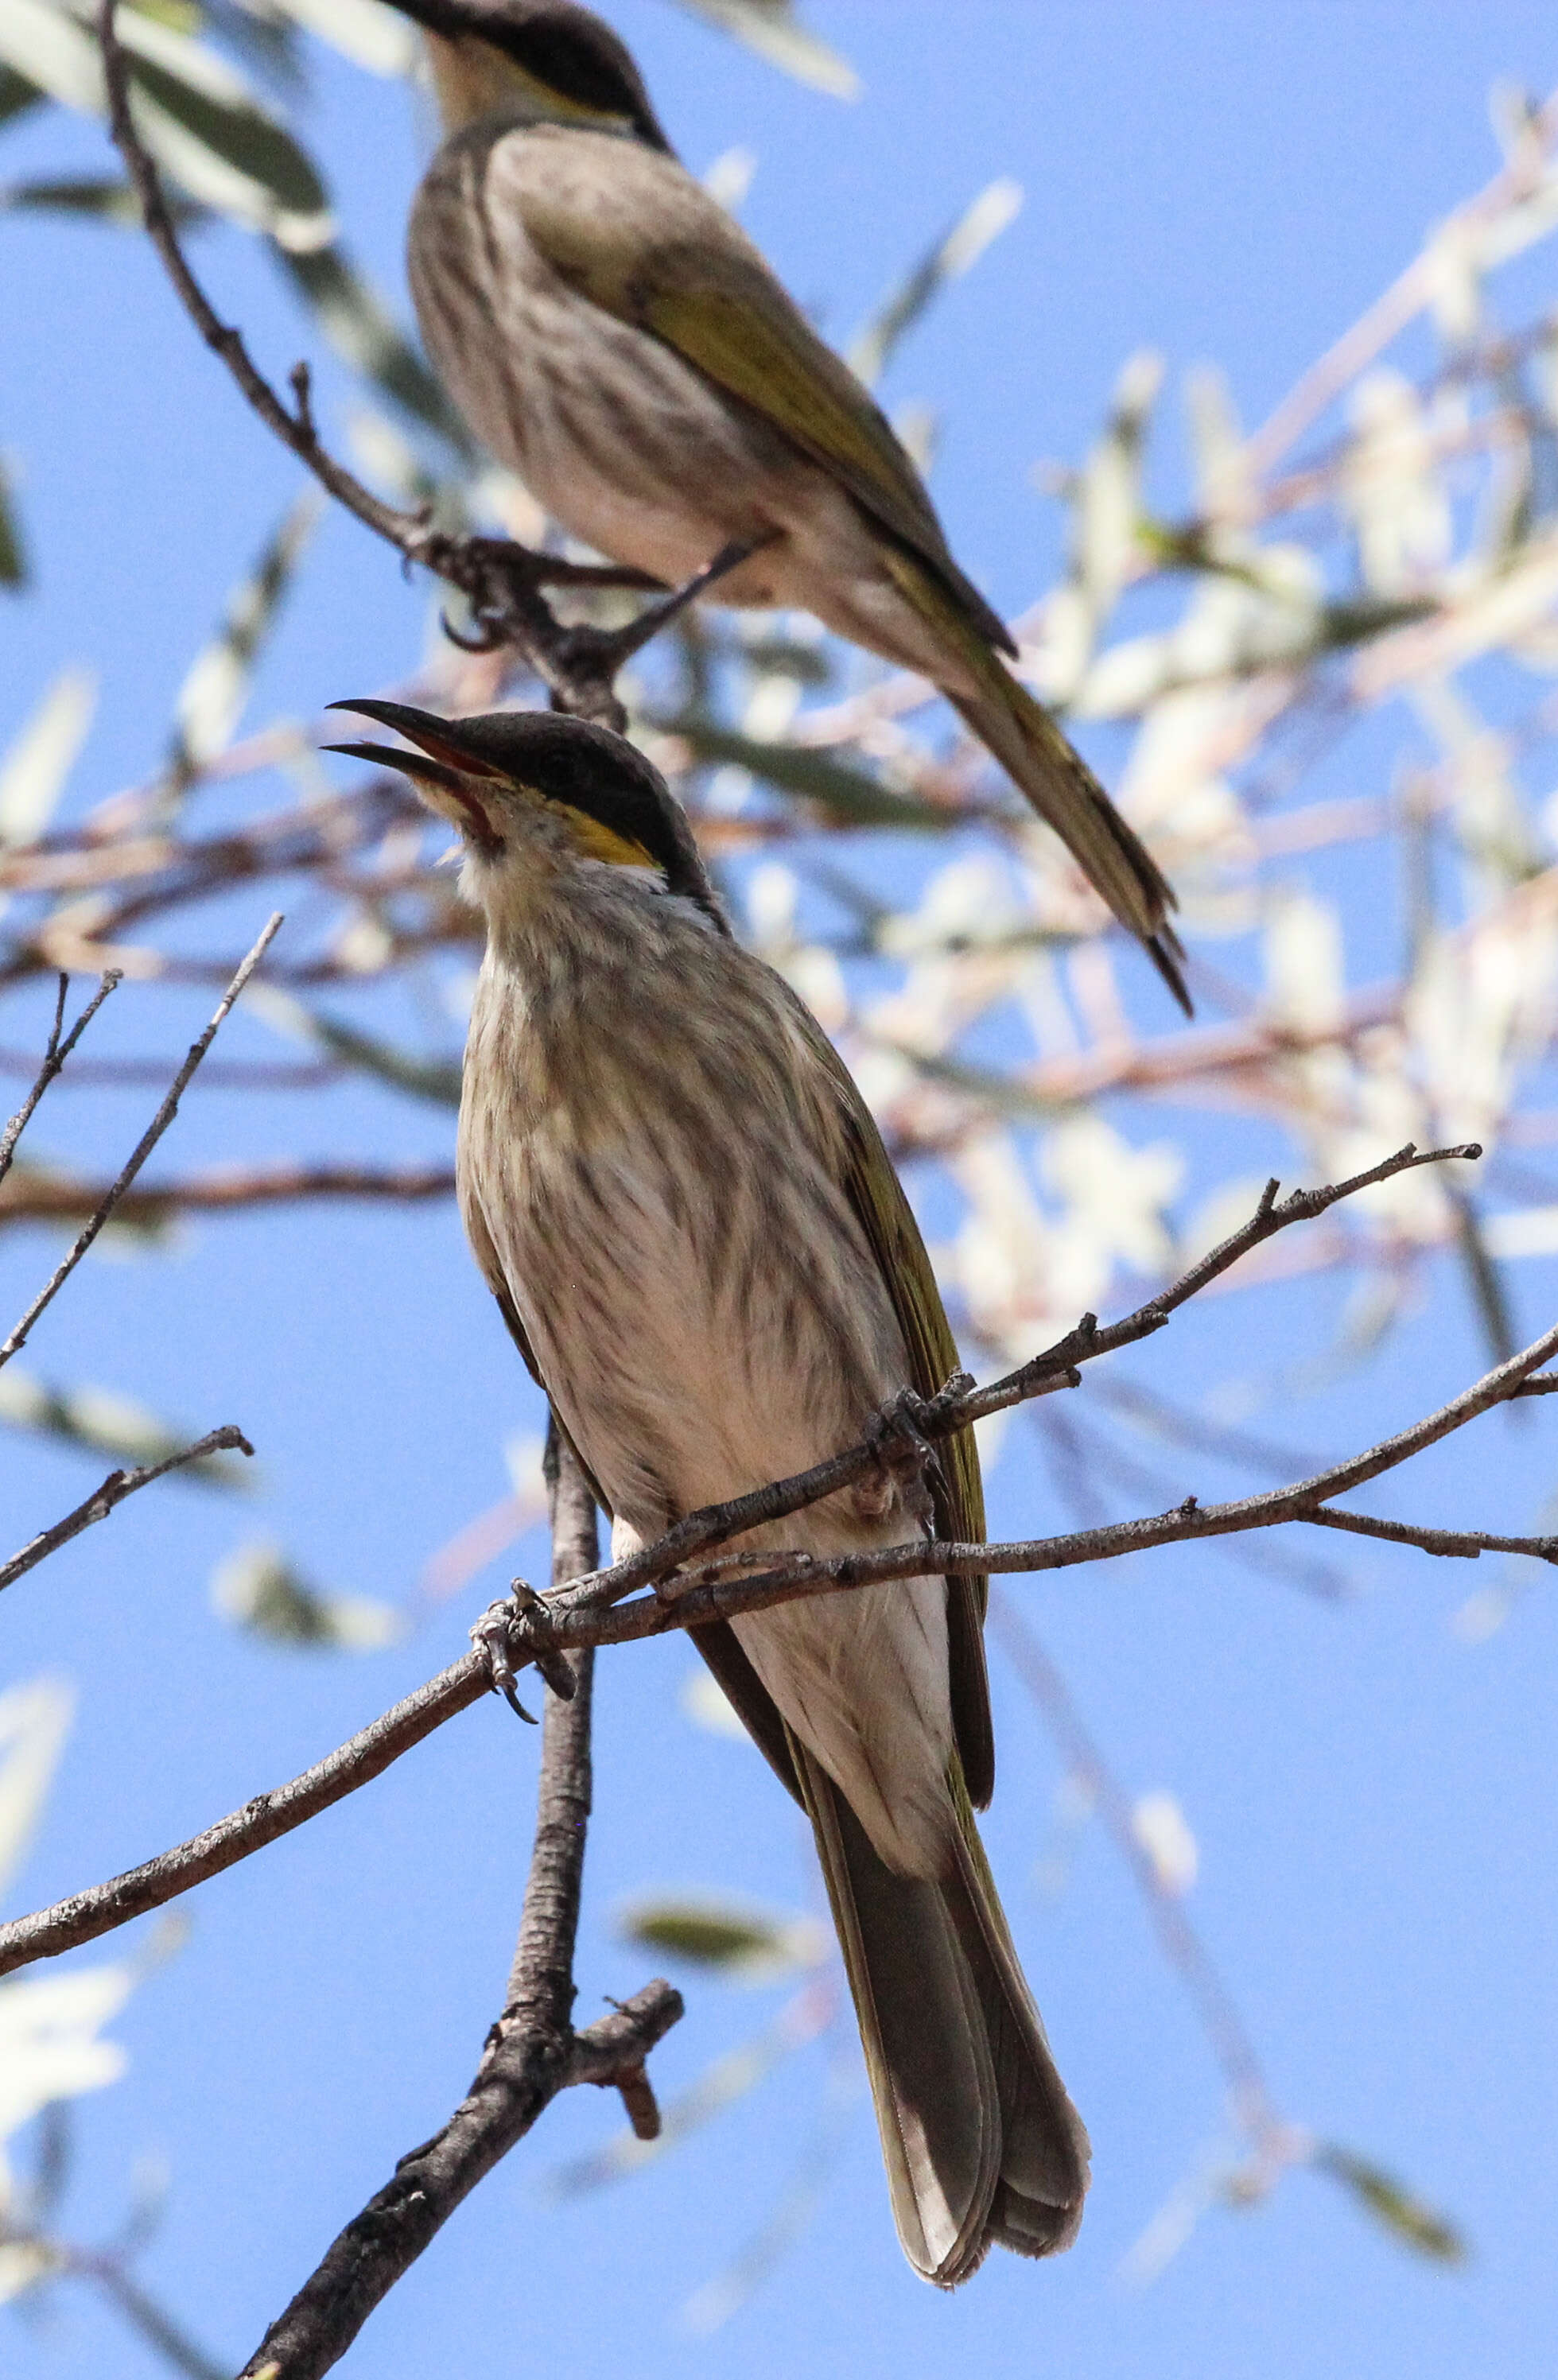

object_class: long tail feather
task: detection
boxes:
[794,1737,1090,2285]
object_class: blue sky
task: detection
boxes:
[5,4,1558,2375]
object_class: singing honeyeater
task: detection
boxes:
[391,0,1186,1007]
[327,697,1090,2283]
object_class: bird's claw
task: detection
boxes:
[470,1582,578,1721]
[857,1384,946,1520]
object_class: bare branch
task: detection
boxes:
[235,1431,681,2380]
[95,0,742,727]
[0,970,121,1191]
[553,1141,1483,1619]
[0,914,282,1370]
[0,1652,491,1977]
[0,1160,456,1227]
[0,1424,254,1595]
[0,1142,1534,1983]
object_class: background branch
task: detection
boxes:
[0,968,120,1190]
[0,1422,254,1595]
[96,0,700,727]
[0,914,282,1369]
[235,1431,681,2380]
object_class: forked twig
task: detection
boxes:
[1,1143,1548,1985]
[0,969,122,1191]
[0,914,282,1371]
[0,1424,254,1595]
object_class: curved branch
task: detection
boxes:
[95,0,728,727]
[235,1435,681,2380]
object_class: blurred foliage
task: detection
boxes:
[210,1539,402,1647]
[619,1895,828,1982]
[1314,2143,1469,2265]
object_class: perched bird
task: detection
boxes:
[327,696,1091,2283]
[391,0,1186,1008]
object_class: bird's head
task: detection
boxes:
[327,699,723,928]
[390,0,671,150]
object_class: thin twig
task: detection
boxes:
[0,1652,491,1976]
[0,915,281,1369]
[0,1424,254,1595]
[235,1431,680,2380]
[62,2249,231,2380]
[0,969,122,1190]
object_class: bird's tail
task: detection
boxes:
[880,545,1188,1010]
[948,665,1189,1012]
[793,1737,1090,2286]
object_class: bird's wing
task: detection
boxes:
[783,994,995,1807]
[503,131,1016,658]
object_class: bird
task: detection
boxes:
[326,695,1091,2284]
[390,0,1187,1009]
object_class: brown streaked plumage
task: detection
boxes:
[328,697,1090,2284]
[392,0,1188,1009]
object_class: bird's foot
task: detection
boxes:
[421,531,665,657]
[470,1580,578,1722]
[855,1384,947,1522]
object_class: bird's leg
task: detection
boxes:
[546,532,780,712]
[421,530,667,655]
[470,1579,579,1722]
[854,1383,948,1524]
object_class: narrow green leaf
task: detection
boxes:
[1448,1186,1518,1369]
[0,456,26,591]
[212,1540,402,1648]
[0,669,95,845]
[0,60,43,122]
[0,1367,252,1488]
[167,491,320,785]
[619,1894,827,1980]
[1315,2144,1468,2263]
[245,983,464,1105]
[271,242,472,451]
[849,178,1023,386]
[0,172,208,225]
[665,0,857,96]
[0,0,334,249]
[662,716,956,831]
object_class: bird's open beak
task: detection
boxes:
[325,699,507,852]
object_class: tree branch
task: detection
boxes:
[0,969,121,1191]
[234,1431,681,2380]
[0,1424,254,1596]
[1,1143,1544,1983]
[0,1160,456,1227]
[0,914,282,1370]
[95,0,742,728]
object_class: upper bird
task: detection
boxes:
[327,696,1091,2284]
[392,0,1187,1008]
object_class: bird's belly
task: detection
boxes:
[410,174,950,635]
[465,1100,957,1873]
